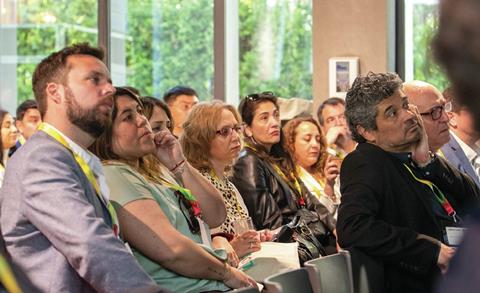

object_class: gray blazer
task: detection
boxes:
[0,131,156,292]
[441,134,480,189]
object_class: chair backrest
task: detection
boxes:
[232,286,260,293]
[304,250,354,293]
[264,268,313,293]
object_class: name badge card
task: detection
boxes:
[445,226,467,246]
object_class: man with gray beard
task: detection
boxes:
[0,43,162,292]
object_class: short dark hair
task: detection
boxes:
[32,43,104,117]
[316,97,346,126]
[345,72,403,143]
[16,100,38,121]
[141,96,174,132]
[162,86,198,105]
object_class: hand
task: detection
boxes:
[324,156,340,184]
[223,265,258,289]
[153,129,185,170]
[409,105,431,166]
[212,236,240,268]
[324,126,348,146]
[259,229,275,241]
[230,231,261,258]
[437,243,456,274]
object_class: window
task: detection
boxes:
[110,0,214,101]
[239,0,312,99]
[0,0,98,113]
[404,0,448,90]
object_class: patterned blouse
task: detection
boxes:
[200,168,249,234]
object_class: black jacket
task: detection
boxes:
[337,143,480,293]
[231,148,298,230]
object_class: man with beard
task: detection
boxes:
[336,72,480,293]
[0,44,161,292]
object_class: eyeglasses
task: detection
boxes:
[216,123,245,137]
[244,91,276,102]
[419,101,452,121]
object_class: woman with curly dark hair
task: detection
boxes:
[283,116,341,231]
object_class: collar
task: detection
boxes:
[450,131,479,163]
[43,123,110,201]
[388,151,413,164]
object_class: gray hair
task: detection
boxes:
[345,72,403,143]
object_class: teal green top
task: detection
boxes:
[104,162,229,293]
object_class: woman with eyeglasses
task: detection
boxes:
[283,116,341,231]
[181,101,274,267]
[91,87,257,292]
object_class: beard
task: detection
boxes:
[64,87,111,138]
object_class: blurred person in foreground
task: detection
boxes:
[434,0,480,292]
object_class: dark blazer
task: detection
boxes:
[337,143,480,293]
[441,133,480,188]
[231,147,298,230]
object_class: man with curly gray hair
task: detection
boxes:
[336,72,480,293]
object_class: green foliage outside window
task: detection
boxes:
[412,4,448,91]
[13,0,312,105]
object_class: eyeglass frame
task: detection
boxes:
[419,101,452,121]
[215,123,245,137]
[175,190,200,234]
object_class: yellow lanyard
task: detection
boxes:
[297,166,325,198]
[403,163,458,222]
[271,163,305,206]
[0,254,21,293]
[38,123,120,237]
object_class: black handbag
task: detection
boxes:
[275,208,330,265]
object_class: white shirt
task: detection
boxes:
[45,123,110,203]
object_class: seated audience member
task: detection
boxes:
[404,80,451,152]
[230,92,302,230]
[163,86,199,137]
[440,87,480,188]
[316,97,356,157]
[181,101,269,265]
[9,99,41,156]
[92,87,257,292]
[142,96,174,133]
[0,43,159,292]
[231,92,336,260]
[0,109,17,184]
[283,116,341,231]
[337,72,480,293]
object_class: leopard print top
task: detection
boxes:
[200,168,249,234]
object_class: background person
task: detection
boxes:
[163,85,198,137]
[142,96,174,133]
[0,109,18,185]
[181,101,268,265]
[316,97,356,157]
[283,116,340,231]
